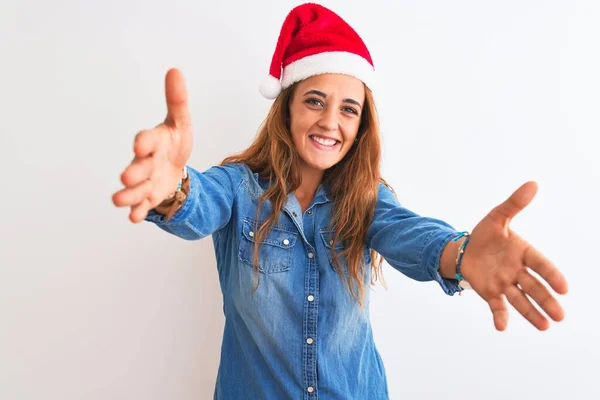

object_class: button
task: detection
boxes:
[292,212,297,217]
[307,295,314,302]
[307,387,314,393]
[308,252,314,259]
[283,239,290,246]
[249,231,254,237]
[306,338,314,344]
[307,210,313,215]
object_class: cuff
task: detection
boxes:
[423,228,463,296]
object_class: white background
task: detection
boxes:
[1,0,598,399]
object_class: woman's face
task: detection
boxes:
[288,73,365,172]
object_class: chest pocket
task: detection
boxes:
[238,218,298,274]
[319,229,372,273]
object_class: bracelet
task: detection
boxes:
[164,166,188,200]
[154,168,190,222]
[451,231,472,292]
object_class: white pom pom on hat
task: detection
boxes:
[259,74,282,100]
[259,2,376,100]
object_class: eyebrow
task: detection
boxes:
[303,89,362,110]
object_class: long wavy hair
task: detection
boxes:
[220,80,397,307]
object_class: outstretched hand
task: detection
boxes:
[460,181,568,331]
[112,68,194,223]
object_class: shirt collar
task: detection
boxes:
[253,172,332,203]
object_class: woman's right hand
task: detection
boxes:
[112,68,194,223]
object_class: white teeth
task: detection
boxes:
[310,135,337,146]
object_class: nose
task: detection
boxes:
[317,106,338,131]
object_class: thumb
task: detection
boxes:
[164,68,192,129]
[489,181,538,228]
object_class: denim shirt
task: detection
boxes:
[145,163,462,400]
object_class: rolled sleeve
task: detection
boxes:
[421,229,463,295]
[367,182,462,295]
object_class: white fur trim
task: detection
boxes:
[259,74,282,99]
[281,51,376,93]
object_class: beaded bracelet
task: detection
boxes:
[451,231,472,292]
[164,166,188,200]
[154,168,190,222]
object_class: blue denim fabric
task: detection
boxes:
[145,163,462,399]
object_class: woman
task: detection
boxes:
[111,3,568,399]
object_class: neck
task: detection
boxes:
[295,161,325,201]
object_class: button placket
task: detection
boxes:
[304,246,318,398]
[296,198,324,399]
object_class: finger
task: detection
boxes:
[488,295,509,331]
[518,270,565,322]
[133,127,163,159]
[523,245,568,295]
[505,285,549,330]
[112,179,152,207]
[121,155,155,188]
[164,68,192,129]
[130,198,151,223]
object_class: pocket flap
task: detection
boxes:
[319,230,344,250]
[320,229,372,265]
[242,219,297,248]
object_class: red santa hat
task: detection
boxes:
[259,3,376,99]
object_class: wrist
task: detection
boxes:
[164,166,188,200]
[154,166,190,221]
[453,232,472,290]
[440,235,466,279]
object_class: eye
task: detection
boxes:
[305,98,323,107]
[342,107,358,115]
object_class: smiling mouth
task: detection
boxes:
[309,135,340,147]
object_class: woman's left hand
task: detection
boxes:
[460,181,569,331]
